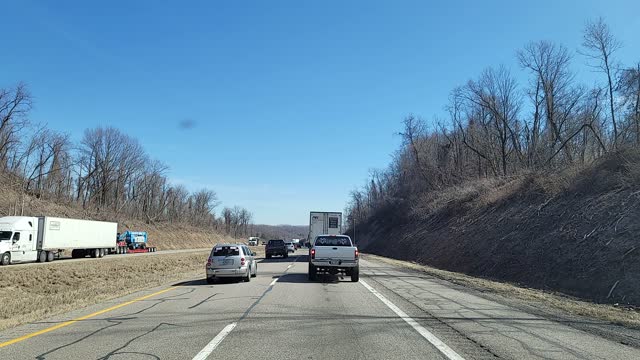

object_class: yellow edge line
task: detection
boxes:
[0,287,175,349]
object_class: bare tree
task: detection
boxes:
[0,83,32,171]
[581,17,622,147]
[464,66,523,175]
[519,41,576,163]
[618,63,640,144]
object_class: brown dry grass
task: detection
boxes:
[0,251,210,332]
[366,254,640,328]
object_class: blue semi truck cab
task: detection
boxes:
[118,231,148,250]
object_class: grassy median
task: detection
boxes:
[0,251,212,332]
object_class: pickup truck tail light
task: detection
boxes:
[311,248,315,259]
[240,257,246,266]
[355,248,359,259]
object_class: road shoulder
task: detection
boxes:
[363,255,640,354]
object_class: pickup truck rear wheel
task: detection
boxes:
[0,252,10,266]
[308,263,317,281]
[350,267,360,282]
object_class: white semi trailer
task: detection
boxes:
[308,211,342,246]
[0,216,117,265]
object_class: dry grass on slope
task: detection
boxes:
[0,251,209,332]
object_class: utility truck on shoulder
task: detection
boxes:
[308,234,359,282]
[0,216,117,265]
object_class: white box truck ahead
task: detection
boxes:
[308,211,342,246]
[0,216,117,265]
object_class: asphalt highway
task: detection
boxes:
[1,249,639,359]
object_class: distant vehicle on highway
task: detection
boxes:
[308,211,342,246]
[0,216,117,265]
[285,241,295,253]
[206,244,257,284]
[308,234,359,282]
[265,239,288,258]
[248,237,259,246]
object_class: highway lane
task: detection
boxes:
[1,249,639,359]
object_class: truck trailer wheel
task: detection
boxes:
[0,252,10,266]
[38,251,47,263]
[91,249,100,258]
[46,251,54,262]
[99,249,105,258]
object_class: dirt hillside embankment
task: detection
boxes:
[357,150,640,305]
[0,185,235,250]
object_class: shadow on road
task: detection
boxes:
[275,273,351,284]
[258,253,309,263]
[173,278,244,286]
[259,256,291,263]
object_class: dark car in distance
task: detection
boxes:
[265,239,288,259]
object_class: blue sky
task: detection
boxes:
[2,0,639,224]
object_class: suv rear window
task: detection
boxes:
[267,240,284,246]
[212,246,240,257]
[314,236,351,246]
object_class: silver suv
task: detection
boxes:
[206,244,257,284]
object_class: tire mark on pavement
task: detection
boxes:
[97,322,185,360]
[189,293,219,309]
[35,320,122,360]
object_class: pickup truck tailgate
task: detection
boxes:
[314,246,356,260]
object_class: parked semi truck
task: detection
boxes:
[308,211,342,246]
[0,216,117,265]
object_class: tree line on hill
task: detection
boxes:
[346,18,640,228]
[0,85,252,237]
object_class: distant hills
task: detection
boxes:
[252,224,309,240]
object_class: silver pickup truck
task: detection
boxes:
[308,234,359,282]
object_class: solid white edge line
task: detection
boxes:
[191,322,237,360]
[269,278,278,286]
[360,280,466,360]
